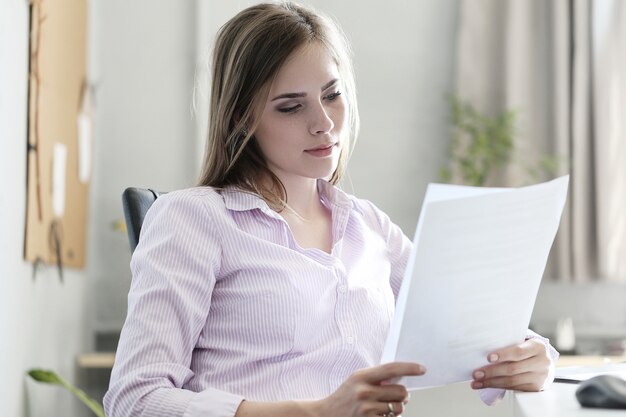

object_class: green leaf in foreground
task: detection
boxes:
[27,369,105,417]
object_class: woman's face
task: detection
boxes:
[253,42,348,185]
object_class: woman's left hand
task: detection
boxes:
[471,338,552,392]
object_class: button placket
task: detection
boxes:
[332,261,357,348]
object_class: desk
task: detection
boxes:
[77,352,115,368]
[75,353,626,370]
[558,355,626,367]
[402,364,626,417]
[514,383,620,417]
[514,363,626,417]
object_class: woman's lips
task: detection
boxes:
[305,143,337,157]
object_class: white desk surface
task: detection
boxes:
[514,363,626,417]
[514,383,620,417]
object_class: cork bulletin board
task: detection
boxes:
[25,0,90,270]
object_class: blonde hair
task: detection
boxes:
[197,1,359,208]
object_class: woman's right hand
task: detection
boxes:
[313,362,426,417]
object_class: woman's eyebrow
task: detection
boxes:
[321,78,338,91]
[270,78,338,101]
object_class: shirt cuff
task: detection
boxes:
[479,387,506,405]
[525,329,559,391]
[183,388,245,417]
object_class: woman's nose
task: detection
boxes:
[309,102,334,135]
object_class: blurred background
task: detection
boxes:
[1,0,625,416]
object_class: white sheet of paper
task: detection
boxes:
[555,364,626,382]
[381,176,569,390]
[77,113,92,183]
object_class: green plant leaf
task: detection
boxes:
[443,95,517,186]
[27,369,105,417]
[443,94,563,186]
[28,369,64,384]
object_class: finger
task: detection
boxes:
[471,371,538,390]
[486,339,545,364]
[358,362,426,384]
[369,384,410,402]
[510,382,544,392]
[474,354,548,380]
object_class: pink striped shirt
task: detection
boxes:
[104,180,557,417]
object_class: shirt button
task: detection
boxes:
[338,285,348,293]
[346,336,354,345]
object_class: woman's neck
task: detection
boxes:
[279,176,322,220]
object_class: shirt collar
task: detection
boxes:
[220,179,361,215]
[317,179,362,214]
[221,187,269,212]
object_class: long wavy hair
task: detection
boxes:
[197,1,359,209]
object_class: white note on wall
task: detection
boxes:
[381,176,569,390]
[77,113,92,183]
[77,83,94,184]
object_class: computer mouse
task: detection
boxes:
[576,374,626,409]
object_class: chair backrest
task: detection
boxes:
[122,187,166,253]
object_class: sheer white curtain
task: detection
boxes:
[592,0,626,281]
[455,0,626,282]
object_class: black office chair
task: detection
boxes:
[122,187,166,253]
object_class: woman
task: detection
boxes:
[104,3,556,417]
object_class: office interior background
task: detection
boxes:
[1,0,625,416]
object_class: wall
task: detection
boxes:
[0,2,90,416]
[87,0,198,334]
[320,0,459,235]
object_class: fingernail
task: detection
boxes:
[488,353,498,363]
[473,371,485,380]
[473,381,483,389]
[419,365,427,373]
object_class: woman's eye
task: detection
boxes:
[324,91,342,101]
[278,104,302,113]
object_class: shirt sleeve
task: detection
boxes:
[360,200,413,300]
[478,329,559,405]
[103,191,244,417]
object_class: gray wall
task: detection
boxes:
[87,0,198,334]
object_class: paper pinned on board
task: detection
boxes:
[77,83,94,184]
[77,113,92,183]
[381,176,569,390]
